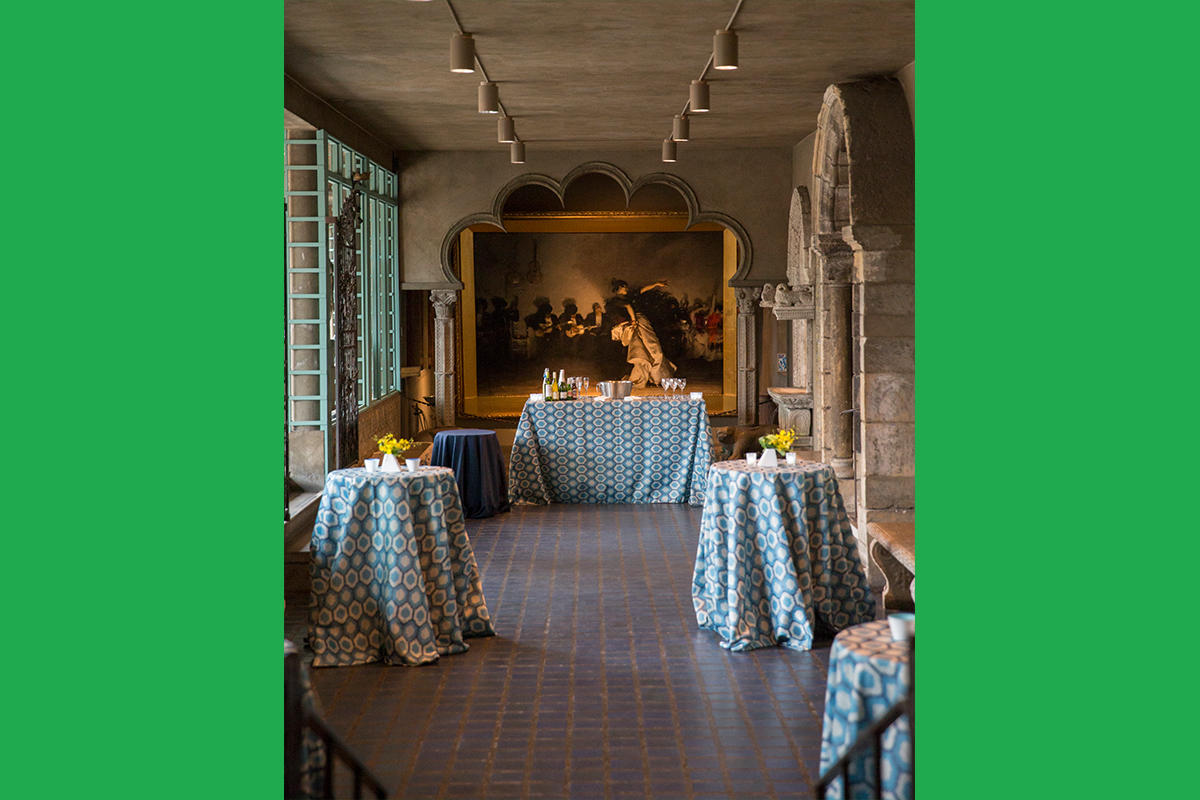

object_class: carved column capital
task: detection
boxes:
[735,287,761,315]
[812,232,853,257]
[431,289,458,319]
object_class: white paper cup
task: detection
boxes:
[785,452,797,465]
[745,452,757,465]
[405,458,421,473]
[364,458,380,473]
[690,391,703,400]
[888,613,915,641]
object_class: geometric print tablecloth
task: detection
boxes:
[309,467,494,667]
[818,620,913,800]
[508,397,711,506]
[692,460,875,651]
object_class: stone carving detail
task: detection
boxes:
[767,387,813,438]
[760,282,776,307]
[773,283,814,308]
[735,287,760,315]
[431,290,458,319]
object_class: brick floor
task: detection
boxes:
[291,503,858,800]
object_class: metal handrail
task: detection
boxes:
[814,636,914,799]
[285,652,388,799]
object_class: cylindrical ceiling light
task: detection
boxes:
[713,29,738,70]
[498,116,516,143]
[690,80,711,112]
[450,33,475,73]
[510,141,526,164]
[662,138,677,163]
[478,81,499,113]
[672,114,690,142]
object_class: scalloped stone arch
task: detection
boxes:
[438,162,753,287]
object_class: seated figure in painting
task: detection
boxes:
[606,279,676,388]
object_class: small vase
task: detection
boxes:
[759,449,778,467]
[380,453,401,472]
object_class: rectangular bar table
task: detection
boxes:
[508,396,712,506]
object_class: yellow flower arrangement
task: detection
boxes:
[758,428,796,455]
[377,433,415,456]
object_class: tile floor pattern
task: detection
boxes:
[288,503,875,800]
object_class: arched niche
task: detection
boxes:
[437,162,754,288]
[786,186,813,287]
[810,77,915,550]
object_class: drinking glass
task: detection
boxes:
[679,378,686,395]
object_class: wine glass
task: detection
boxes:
[582,376,590,396]
[679,377,687,396]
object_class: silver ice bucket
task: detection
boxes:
[597,380,633,400]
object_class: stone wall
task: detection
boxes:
[780,75,914,582]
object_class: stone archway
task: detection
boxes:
[429,162,761,425]
[810,78,915,558]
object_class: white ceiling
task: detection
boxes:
[284,0,914,151]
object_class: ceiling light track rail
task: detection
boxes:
[665,0,746,161]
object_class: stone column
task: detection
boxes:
[430,289,458,427]
[845,225,915,548]
[812,233,856,516]
[735,287,760,425]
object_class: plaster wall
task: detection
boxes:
[397,148,792,290]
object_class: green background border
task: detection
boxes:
[5,1,1197,797]
[4,2,278,796]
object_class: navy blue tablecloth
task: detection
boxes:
[431,428,510,518]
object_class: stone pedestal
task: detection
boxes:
[766,387,813,448]
[431,289,458,427]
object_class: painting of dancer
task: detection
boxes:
[470,231,727,404]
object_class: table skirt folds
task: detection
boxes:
[309,469,494,667]
[692,462,875,651]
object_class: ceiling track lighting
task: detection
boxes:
[450,33,475,73]
[713,29,738,70]
[660,1,745,160]
[478,81,499,113]
[510,141,526,164]
[498,116,516,143]
[672,115,690,142]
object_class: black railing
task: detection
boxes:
[814,636,914,799]
[285,652,388,799]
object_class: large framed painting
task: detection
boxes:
[459,230,733,417]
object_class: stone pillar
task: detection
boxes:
[812,232,856,516]
[735,287,760,425]
[845,225,915,551]
[431,289,458,427]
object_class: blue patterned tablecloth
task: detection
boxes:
[692,460,874,651]
[509,397,711,506]
[309,467,494,667]
[819,620,913,800]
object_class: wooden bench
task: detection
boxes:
[867,522,915,612]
